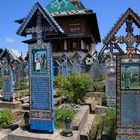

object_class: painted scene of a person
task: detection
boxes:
[121,65,140,89]
[33,50,47,72]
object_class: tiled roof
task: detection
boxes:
[46,0,86,13]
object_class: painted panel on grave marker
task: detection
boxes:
[117,55,140,139]
[121,59,140,90]
[32,50,47,72]
[29,43,54,132]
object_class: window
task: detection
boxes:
[69,23,81,33]
[67,41,80,51]
[72,42,77,50]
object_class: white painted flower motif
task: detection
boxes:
[127,129,133,135]
[85,57,94,65]
[117,128,122,134]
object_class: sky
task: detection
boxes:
[0,0,140,54]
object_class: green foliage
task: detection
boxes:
[54,107,76,129]
[89,114,102,140]
[54,73,92,103]
[91,82,105,92]
[54,74,65,88]
[99,73,105,81]
[20,76,29,90]
[19,89,29,97]
[103,107,116,140]
[54,74,68,96]
[65,73,92,103]
[0,109,12,128]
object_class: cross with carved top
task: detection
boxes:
[111,17,140,56]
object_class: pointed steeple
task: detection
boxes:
[46,0,86,13]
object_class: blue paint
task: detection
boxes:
[31,77,49,109]
[14,64,21,90]
[29,43,54,132]
[67,60,73,74]
[116,55,140,139]
[106,63,116,106]
[53,60,60,76]
[3,63,13,101]
[16,2,64,133]
[30,120,54,131]
[116,137,140,140]
[73,61,81,73]
[61,59,68,76]
[120,90,140,126]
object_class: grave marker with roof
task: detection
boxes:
[16,0,101,76]
[16,2,64,132]
[98,8,140,139]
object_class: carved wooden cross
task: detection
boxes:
[111,17,140,56]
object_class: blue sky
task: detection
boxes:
[0,0,140,53]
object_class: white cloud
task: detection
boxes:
[5,38,15,43]
[122,46,126,53]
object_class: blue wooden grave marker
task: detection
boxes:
[116,54,140,140]
[72,52,82,73]
[16,2,64,132]
[53,60,60,76]
[67,59,73,74]
[2,59,13,101]
[115,11,140,140]
[61,54,69,76]
[29,43,54,132]
[105,61,116,106]
[14,64,21,90]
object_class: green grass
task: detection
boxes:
[89,114,102,140]
[121,81,140,89]
[54,107,76,129]
[15,89,29,97]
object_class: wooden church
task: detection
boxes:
[16,0,101,76]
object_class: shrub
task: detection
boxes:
[54,74,68,96]
[54,107,76,129]
[20,76,29,90]
[65,73,92,103]
[20,89,29,97]
[99,73,105,81]
[54,73,92,104]
[54,74,64,88]
[92,82,105,92]
[103,107,116,140]
[89,114,102,140]
[0,109,12,128]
